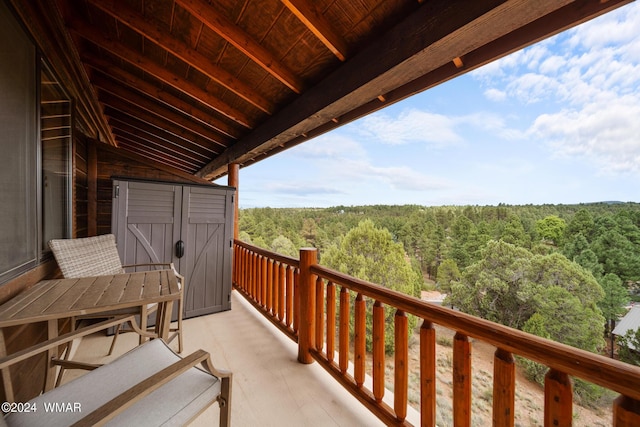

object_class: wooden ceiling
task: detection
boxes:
[9,0,633,180]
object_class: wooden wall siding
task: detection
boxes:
[74,134,89,238]
[92,139,217,236]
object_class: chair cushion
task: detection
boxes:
[4,340,221,427]
[49,234,125,278]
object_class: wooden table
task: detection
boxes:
[0,269,181,401]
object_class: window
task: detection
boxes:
[0,0,38,282]
[41,60,72,251]
[0,1,72,283]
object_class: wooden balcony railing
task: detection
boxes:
[233,240,640,426]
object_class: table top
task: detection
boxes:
[0,270,181,328]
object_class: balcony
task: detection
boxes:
[63,240,640,426]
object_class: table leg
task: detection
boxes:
[44,319,58,391]
[156,301,173,341]
[139,305,148,346]
[0,329,14,401]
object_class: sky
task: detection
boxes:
[216,3,640,209]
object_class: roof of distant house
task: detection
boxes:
[613,307,640,350]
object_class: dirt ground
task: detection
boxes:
[415,325,612,426]
[411,290,613,426]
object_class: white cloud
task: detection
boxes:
[567,3,640,51]
[484,88,506,101]
[264,182,345,196]
[358,109,461,146]
[530,96,640,174]
[468,2,640,177]
[290,134,451,193]
[294,134,368,159]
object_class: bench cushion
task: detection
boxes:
[4,339,221,427]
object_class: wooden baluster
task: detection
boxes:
[234,245,244,288]
[613,395,640,427]
[271,261,278,316]
[239,248,248,292]
[354,293,366,388]
[373,301,385,402]
[247,249,251,293]
[293,268,300,334]
[297,248,317,364]
[326,281,336,362]
[237,246,242,288]
[278,263,286,321]
[232,245,237,286]
[453,332,471,427]
[249,250,255,298]
[315,277,325,351]
[252,251,258,299]
[285,265,294,327]
[420,320,436,427]
[260,255,267,306]
[493,348,515,427]
[544,369,572,427]
[267,259,274,314]
[339,286,350,374]
[394,310,408,421]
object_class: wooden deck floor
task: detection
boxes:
[67,290,386,426]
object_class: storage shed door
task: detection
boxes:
[180,186,233,317]
[114,180,181,267]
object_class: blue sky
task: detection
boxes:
[216,3,640,208]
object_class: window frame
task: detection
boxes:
[0,0,73,284]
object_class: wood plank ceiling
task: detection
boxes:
[10,0,633,180]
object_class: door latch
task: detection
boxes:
[175,240,185,258]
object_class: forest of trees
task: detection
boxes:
[238,202,640,402]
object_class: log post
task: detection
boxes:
[613,395,640,427]
[394,310,408,421]
[228,163,239,240]
[285,266,294,327]
[297,248,317,364]
[373,301,385,402]
[326,281,336,362]
[493,348,515,427]
[339,286,350,374]
[421,320,436,426]
[453,332,472,427]
[354,293,366,387]
[315,276,325,351]
[544,369,572,427]
[278,263,286,321]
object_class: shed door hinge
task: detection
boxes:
[114,185,119,198]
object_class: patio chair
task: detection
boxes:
[48,234,184,356]
[2,338,232,427]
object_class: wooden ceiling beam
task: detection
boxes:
[116,137,198,172]
[112,129,204,170]
[85,0,275,114]
[175,0,305,93]
[99,93,225,154]
[82,52,244,139]
[106,111,217,159]
[196,0,630,179]
[96,141,213,183]
[281,0,348,61]
[66,17,255,128]
[100,97,224,155]
[110,120,210,165]
[92,73,233,147]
